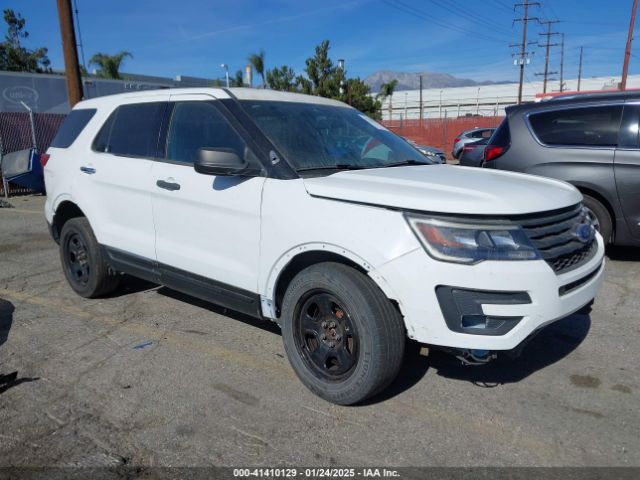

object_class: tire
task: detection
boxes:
[281,262,405,405]
[582,194,612,245]
[59,217,120,298]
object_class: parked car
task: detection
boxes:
[481,91,640,247]
[452,127,496,158]
[459,138,489,167]
[44,89,604,405]
[404,138,447,164]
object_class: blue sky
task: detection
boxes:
[4,0,639,84]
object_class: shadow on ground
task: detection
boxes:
[156,287,282,335]
[428,313,591,387]
[0,297,39,395]
[607,245,640,262]
[154,286,591,402]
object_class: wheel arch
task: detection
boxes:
[51,200,86,243]
[262,244,402,320]
[573,184,617,236]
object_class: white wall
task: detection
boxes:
[379,74,640,120]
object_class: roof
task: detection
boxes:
[506,89,640,114]
[75,87,349,109]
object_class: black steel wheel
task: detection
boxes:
[294,291,359,381]
[281,262,405,405]
[64,232,91,286]
[59,217,120,298]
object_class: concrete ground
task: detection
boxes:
[0,195,638,467]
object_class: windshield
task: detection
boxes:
[239,100,426,171]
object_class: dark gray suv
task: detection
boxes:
[481,91,640,247]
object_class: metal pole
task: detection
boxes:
[577,47,584,91]
[542,22,552,94]
[559,33,565,92]
[476,87,480,115]
[439,90,443,118]
[621,0,638,90]
[56,0,83,107]
[517,1,530,104]
[419,75,423,126]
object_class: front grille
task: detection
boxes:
[519,204,597,274]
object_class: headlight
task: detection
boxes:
[406,216,540,264]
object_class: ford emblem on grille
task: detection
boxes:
[574,222,595,243]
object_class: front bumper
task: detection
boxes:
[373,233,605,350]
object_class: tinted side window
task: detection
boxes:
[166,102,247,164]
[618,105,640,148]
[491,119,511,147]
[107,102,165,157]
[529,105,623,147]
[93,111,115,152]
[51,109,96,148]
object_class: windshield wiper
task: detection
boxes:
[296,164,367,172]
[379,159,430,168]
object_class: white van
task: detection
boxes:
[43,88,604,404]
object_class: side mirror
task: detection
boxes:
[194,148,248,176]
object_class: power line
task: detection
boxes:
[72,0,86,72]
[382,0,512,45]
[427,0,515,37]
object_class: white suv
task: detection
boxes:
[44,88,605,405]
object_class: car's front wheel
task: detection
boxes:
[281,262,405,405]
[582,194,612,245]
[59,217,120,298]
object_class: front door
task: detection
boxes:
[150,93,265,312]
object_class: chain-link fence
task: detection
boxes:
[0,112,66,195]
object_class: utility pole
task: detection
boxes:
[577,46,584,91]
[512,1,540,104]
[536,20,560,94]
[559,33,565,92]
[419,75,423,126]
[621,0,638,90]
[56,0,83,107]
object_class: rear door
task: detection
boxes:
[150,93,266,313]
[73,94,168,264]
[614,103,640,239]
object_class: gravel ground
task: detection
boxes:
[0,195,638,468]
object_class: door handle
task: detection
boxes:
[156,180,181,191]
[80,166,96,174]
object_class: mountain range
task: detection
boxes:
[364,70,509,92]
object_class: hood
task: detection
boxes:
[303,165,582,215]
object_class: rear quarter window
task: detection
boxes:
[490,119,510,147]
[50,109,96,148]
[93,102,165,158]
[528,105,623,147]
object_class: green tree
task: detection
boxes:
[266,65,297,92]
[303,40,341,98]
[248,50,266,88]
[88,51,132,80]
[344,77,382,120]
[0,9,51,72]
[232,69,244,87]
[376,79,398,120]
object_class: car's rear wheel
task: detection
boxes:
[281,262,405,405]
[59,217,120,298]
[582,194,612,245]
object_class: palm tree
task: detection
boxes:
[377,79,398,120]
[248,50,266,88]
[89,51,133,80]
